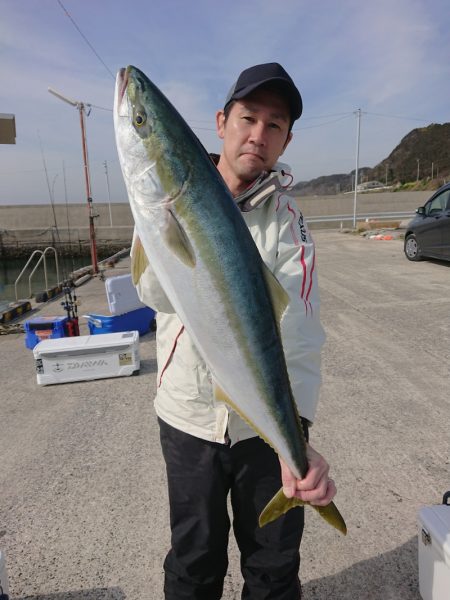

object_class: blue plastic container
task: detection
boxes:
[86,306,155,336]
[24,316,69,349]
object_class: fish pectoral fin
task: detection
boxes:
[259,487,347,535]
[262,265,290,324]
[131,232,150,285]
[163,210,196,268]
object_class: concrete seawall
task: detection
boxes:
[0,203,134,255]
[0,191,430,253]
[293,190,429,217]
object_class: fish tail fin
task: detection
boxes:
[258,487,347,535]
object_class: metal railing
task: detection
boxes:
[14,246,60,300]
[305,210,415,224]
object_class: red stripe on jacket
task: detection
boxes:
[158,325,185,387]
[287,202,309,314]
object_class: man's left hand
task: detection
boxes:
[279,443,337,506]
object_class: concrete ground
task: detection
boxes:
[0,230,449,600]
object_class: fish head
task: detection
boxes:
[114,65,185,210]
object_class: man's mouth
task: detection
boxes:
[241,151,264,162]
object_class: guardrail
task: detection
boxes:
[305,211,415,224]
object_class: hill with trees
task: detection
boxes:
[292,122,450,196]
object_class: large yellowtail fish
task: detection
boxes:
[114,65,346,535]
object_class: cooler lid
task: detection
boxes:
[26,316,67,325]
[104,273,145,315]
[419,505,450,561]
[33,331,139,356]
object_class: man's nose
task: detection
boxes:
[249,122,267,145]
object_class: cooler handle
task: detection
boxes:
[82,315,103,328]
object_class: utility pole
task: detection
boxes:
[353,108,361,229]
[416,158,420,182]
[431,162,434,180]
[103,160,113,227]
[48,87,99,274]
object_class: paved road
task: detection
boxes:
[1,231,449,599]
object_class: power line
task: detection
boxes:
[191,113,355,133]
[295,113,354,131]
[0,156,121,177]
[84,99,430,130]
[364,111,429,122]
[88,103,113,112]
[301,112,354,120]
[56,0,115,80]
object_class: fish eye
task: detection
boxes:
[134,111,147,127]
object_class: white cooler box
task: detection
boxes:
[33,331,140,385]
[105,273,146,315]
[0,550,9,599]
[418,493,450,600]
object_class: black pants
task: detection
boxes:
[159,418,306,600]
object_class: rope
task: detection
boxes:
[0,323,24,335]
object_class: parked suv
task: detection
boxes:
[404,183,450,261]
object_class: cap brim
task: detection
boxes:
[227,77,302,120]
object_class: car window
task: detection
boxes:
[426,191,450,215]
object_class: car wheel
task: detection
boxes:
[404,234,422,261]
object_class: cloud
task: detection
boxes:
[1,0,450,203]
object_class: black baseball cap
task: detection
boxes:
[224,62,303,122]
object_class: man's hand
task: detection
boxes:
[279,444,336,506]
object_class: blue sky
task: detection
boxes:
[1,0,449,205]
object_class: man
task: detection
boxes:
[135,62,336,599]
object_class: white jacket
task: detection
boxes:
[134,167,326,445]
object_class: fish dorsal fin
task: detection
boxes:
[163,210,196,268]
[131,233,150,285]
[262,264,290,324]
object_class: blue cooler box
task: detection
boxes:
[24,316,69,349]
[86,306,155,336]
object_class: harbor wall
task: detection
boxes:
[0,191,430,254]
[0,203,134,257]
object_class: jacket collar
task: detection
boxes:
[209,153,288,212]
[234,170,284,212]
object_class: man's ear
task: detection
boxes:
[281,131,293,155]
[216,110,226,139]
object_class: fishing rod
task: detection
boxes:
[40,136,81,336]
[61,284,80,336]
[63,159,76,275]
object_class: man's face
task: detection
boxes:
[216,87,292,193]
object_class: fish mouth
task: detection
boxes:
[117,67,129,104]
